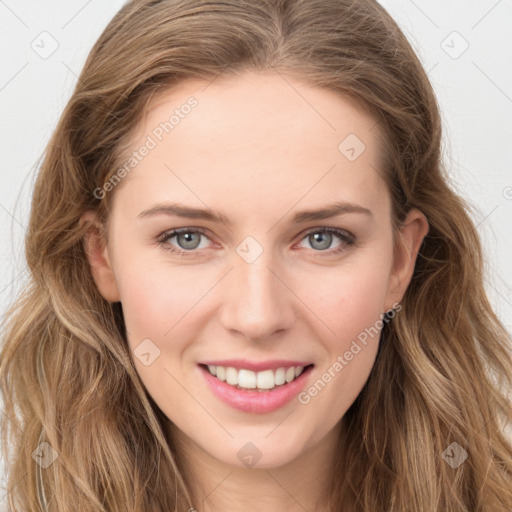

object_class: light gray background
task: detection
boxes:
[1,0,511,505]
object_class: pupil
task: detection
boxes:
[179,232,200,250]
[311,232,331,250]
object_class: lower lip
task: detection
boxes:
[199,365,314,414]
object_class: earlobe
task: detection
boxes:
[80,211,121,303]
[386,208,429,307]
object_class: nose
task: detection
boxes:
[219,248,296,342]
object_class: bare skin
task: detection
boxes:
[82,70,428,511]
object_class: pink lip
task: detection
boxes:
[200,359,312,372]
[199,364,314,414]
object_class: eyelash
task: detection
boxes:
[156,227,355,258]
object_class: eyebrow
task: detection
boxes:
[137,201,372,225]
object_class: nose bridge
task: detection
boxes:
[219,240,294,340]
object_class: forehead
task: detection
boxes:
[112,71,389,220]
[137,70,381,156]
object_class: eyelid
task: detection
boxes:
[296,226,355,244]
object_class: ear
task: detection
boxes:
[385,208,429,310]
[80,211,121,303]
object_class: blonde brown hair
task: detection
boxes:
[1,0,511,510]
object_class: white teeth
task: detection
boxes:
[256,369,275,389]
[205,364,306,390]
[238,369,256,389]
[225,367,238,385]
[216,366,226,381]
[274,367,285,385]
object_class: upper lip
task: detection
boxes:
[199,359,313,372]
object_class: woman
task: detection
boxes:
[1,0,511,510]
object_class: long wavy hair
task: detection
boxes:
[1,0,511,510]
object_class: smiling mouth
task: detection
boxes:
[199,363,315,392]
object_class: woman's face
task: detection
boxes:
[84,71,427,469]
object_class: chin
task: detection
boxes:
[206,430,310,470]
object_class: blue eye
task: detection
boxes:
[157,227,210,257]
[157,227,355,257]
[298,227,355,253]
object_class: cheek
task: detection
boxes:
[117,259,210,344]
[337,266,390,335]
[303,251,393,345]
[117,265,203,409]
[296,251,392,415]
